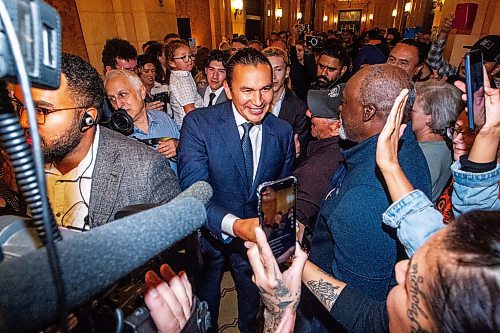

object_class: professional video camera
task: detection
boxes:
[0,1,208,332]
[305,35,325,51]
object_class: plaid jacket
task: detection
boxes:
[427,38,458,77]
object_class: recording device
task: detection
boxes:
[305,35,324,50]
[0,182,213,332]
[109,107,134,136]
[152,91,170,113]
[188,37,196,48]
[0,0,61,89]
[257,176,297,264]
[464,49,485,132]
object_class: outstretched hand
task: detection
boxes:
[144,264,193,333]
[245,227,308,332]
[376,89,409,172]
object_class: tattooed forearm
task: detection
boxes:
[407,264,430,333]
[306,278,340,310]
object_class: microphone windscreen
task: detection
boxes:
[0,196,206,333]
[172,181,212,206]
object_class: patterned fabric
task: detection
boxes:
[435,179,454,224]
[241,122,254,195]
[426,39,458,78]
[169,70,204,128]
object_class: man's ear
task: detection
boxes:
[285,65,291,79]
[414,63,424,77]
[105,65,112,73]
[340,65,348,78]
[328,119,341,136]
[223,80,233,100]
[362,104,377,122]
[140,84,147,100]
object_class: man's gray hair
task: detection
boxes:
[415,80,462,134]
[105,69,143,93]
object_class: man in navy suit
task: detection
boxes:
[178,48,295,333]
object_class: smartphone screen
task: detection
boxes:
[464,50,485,132]
[257,176,296,264]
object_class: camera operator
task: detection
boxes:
[12,53,179,230]
[105,69,180,172]
[136,54,170,113]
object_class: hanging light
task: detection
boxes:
[404,2,412,13]
[392,9,397,17]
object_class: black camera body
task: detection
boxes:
[305,35,325,50]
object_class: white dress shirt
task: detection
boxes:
[45,126,100,232]
[203,86,225,107]
[271,89,286,117]
[221,104,262,238]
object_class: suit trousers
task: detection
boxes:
[197,230,260,333]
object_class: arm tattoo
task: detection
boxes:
[306,278,340,310]
[407,264,430,333]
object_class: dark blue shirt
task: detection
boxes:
[307,125,431,331]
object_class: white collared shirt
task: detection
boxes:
[271,89,286,117]
[221,104,263,238]
[45,126,100,232]
[203,86,225,107]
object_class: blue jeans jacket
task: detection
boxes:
[383,160,500,257]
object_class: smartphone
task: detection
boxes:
[188,37,196,48]
[257,176,297,264]
[464,50,485,132]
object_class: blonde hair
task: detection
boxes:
[261,46,289,66]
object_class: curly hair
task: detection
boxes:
[101,38,137,69]
[61,53,104,120]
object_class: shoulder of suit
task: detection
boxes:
[284,89,307,109]
[99,126,167,160]
[266,113,293,134]
[184,101,230,123]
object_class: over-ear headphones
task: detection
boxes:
[80,110,96,132]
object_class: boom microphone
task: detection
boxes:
[0,184,210,332]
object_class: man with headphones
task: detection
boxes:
[13,53,180,231]
[104,69,180,173]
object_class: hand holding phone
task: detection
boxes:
[464,50,486,131]
[257,176,297,264]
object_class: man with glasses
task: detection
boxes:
[13,53,179,231]
[311,43,349,90]
[293,84,344,240]
[101,37,138,73]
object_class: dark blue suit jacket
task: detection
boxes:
[178,101,295,242]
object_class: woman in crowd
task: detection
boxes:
[164,40,204,128]
[411,80,462,203]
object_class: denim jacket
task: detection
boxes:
[383,160,500,257]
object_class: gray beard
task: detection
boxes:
[339,116,348,140]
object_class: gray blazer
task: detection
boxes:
[199,87,228,107]
[88,127,180,228]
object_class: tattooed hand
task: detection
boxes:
[245,227,308,332]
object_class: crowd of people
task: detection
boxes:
[2,11,499,333]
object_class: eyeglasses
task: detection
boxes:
[171,54,196,63]
[445,126,476,140]
[11,98,88,125]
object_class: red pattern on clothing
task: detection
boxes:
[436,180,454,224]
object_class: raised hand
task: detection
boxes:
[376,89,409,172]
[245,227,307,333]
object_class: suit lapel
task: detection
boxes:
[88,129,125,228]
[216,90,228,104]
[217,104,248,192]
[252,115,276,196]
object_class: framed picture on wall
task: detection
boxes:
[338,10,362,32]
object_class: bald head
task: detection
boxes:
[356,64,415,120]
[340,64,415,142]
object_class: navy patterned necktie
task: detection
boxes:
[241,122,254,192]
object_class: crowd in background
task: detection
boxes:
[1,10,499,333]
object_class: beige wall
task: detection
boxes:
[175,0,212,48]
[74,0,177,74]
